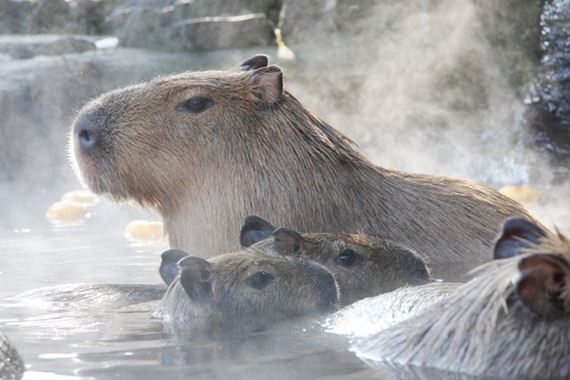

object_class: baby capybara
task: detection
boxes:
[156,251,339,334]
[240,215,429,305]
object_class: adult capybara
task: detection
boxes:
[155,251,339,333]
[71,54,540,264]
[240,215,429,305]
[0,333,24,380]
[353,218,570,379]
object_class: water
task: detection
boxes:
[0,189,385,380]
[0,182,566,380]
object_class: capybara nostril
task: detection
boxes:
[75,117,99,153]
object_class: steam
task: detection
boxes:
[286,0,569,230]
[2,0,568,233]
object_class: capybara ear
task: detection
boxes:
[494,218,547,260]
[251,66,283,106]
[159,249,190,286]
[516,253,570,318]
[272,228,303,255]
[241,54,269,71]
[240,215,276,247]
[178,257,213,302]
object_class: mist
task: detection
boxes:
[0,0,567,235]
[283,0,569,229]
[0,1,569,379]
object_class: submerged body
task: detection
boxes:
[354,218,570,378]
[16,283,166,310]
[156,251,339,335]
[0,333,24,380]
[240,215,430,305]
[71,55,539,264]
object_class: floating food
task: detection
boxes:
[499,186,540,204]
[274,28,296,62]
[124,220,164,242]
[46,201,88,224]
[62,190,99,206]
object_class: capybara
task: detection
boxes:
[353,218,570,379]
[0,333,24,380]
[155,251,340,333]
[240,215,430,305]
[71,54,540,264]
[325,282,459,338]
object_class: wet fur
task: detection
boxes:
[72,66,540,264]
[250,231,430,305]
[354,231,570,378]
[155,252,339,332]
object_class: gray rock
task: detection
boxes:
[172,14,274,51]
[105,6,171,49]
[106,5,275,51]
[26,0,71,34]
[68,0,110,35]
[0,333,23,380]
[0,0,34,34]
[0,35,96,60]
[526,0,570,164]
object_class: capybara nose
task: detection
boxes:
[75,116,99,153]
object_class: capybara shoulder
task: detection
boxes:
[71,55,541,264]
[155,251,339,334]
[354,218,570,379]
[241,215,430,305]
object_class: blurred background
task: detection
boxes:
[0,1,569,378]
[0,0,569,231]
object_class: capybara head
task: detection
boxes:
[494,217,570,319]
[71,55,288,208]
[355,218,570,378]
[240,215,430,305]
[156,251,340,333]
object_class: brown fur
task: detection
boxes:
[155,251,339,333]
[71,60,540,264]
[354,228,570,378]
[249,230,430,305]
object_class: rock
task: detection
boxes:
[0,35,96,60]
[171,14,274,51]
[188,0,280,21]
[106,5,275,51]
[26,0,71,34]
[68,0,110,35]
[280,0,334,44]
[525,0,570,164]
[0,0,34,34]
[105,6,171,50]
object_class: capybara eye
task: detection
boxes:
[175,96,214,114]
[245,271,275,290]
[336,249,361,267]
